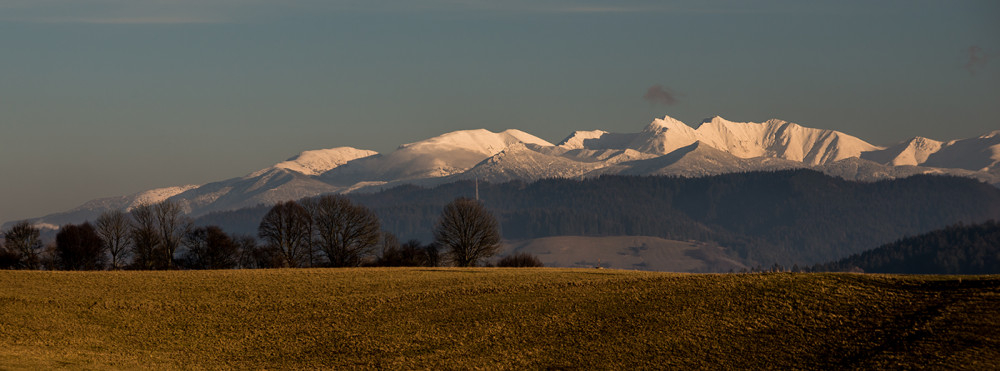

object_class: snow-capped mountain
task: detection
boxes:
[15,185,200,229]
[271,147,378,176]
[9,115,1000,229]
[921,131,1000,171]
[558,115,880,165]
[320,129,553,183]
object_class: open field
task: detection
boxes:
[504,235,747,272]
[1,268,998,369]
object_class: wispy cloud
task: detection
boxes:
[643,85,679,106]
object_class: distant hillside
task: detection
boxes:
[815,221,1000,274]
[198,170,1000,267]
[502,236,746,273]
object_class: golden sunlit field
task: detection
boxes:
[1,268,998,369]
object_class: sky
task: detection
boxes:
[1,0,999,224]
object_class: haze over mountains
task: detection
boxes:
[10,115,1000,229]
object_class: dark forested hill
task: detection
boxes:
[814,221,1000,274]
[196,170,1000,266]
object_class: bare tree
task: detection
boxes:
[299,197,320,267]
[55,222,106,270]
[0,236,17,269]
[155,200,190,269]
[233,234,262,269]
[377,232,400,260]
[313,195,381,267]
[129,203,160,269]
[497,252,544,267]
[375,238,441,267]
[95,209,131,269]
[258,200,311,267]
[3,221,43,269]
[434,198,502,267]
[182,225,238,269]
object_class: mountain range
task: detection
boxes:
[10,115,1000,229]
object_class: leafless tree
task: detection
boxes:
[182,225,238,269]
[233,234,262,269]
[313,195,381,267]
[299,197,320,267]
[55,222,106,270]
[95,209,131,269]
[3,221,43,269]
[434,198,502,267]
[258,200,311,267]
[0,237,15,269]
[129,203,160,269]
[497,252,544,267]
[375,238,441,267]
[378,231,400,259]
[155,200,191,269]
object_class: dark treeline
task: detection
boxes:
[198,170,1000,266]
[813,220,1000,274]
[0,195,505,270]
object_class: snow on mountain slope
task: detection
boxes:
[399,128,552,154]
[697,117,881,164]
[11,115,999,229]
[628,115,700,155]
[1,185,199,230]
[922,131,1000,171]
[68,185,199,213]
[592,141,806,178]
[561,148,655,164]
[457,143,607,183]
[816,157,1000,184]
[556,130,605,149]
[623,115,881,165]
[861,137,944,166]
[172,167,343,216]
[323,129,554,181]
[558,131,639,151]
[271,147,378,176]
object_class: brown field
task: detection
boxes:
[1,268,997,369]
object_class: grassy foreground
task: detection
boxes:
[1,268,997,369]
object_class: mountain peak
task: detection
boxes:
[646,115,692,132]
[399,128,553,153]
[14,114,1000,229]
[557,130,609,149]
[698,115,730,126]
[272,147,379,176]
[980,130,1000,139]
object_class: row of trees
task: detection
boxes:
[0,195,507,270]
[257,195,502,268]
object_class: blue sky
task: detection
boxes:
[1,0,998,223]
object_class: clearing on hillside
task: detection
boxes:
[503,235,746,272]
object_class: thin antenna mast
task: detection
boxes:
[475,177,479,201]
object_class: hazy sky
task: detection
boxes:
[1,0,999,224]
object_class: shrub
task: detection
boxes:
[496,253,544,268]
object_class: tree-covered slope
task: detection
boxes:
[815,221,1000,274]
[197,170,1000,266]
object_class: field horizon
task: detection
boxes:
[2,268,998,369]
